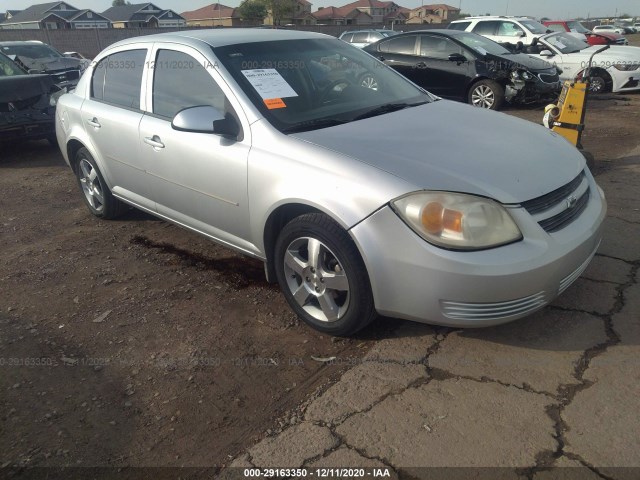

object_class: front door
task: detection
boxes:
[138,45,252,249]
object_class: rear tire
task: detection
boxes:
[468,79,504,110]
[75,147,128,219]
[274,213,377,336]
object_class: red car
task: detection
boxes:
[543,20,628,46]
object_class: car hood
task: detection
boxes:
[291,100,584,204]
[12,55,80,72]
[485,52,556,72]
[541,43,640,61]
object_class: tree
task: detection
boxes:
[264,0,295,26]
[238,0,268,23]
[112,0,132,6]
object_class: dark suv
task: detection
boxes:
[0,52,63,143]
[0,41,83,90]
[364,30,561,110]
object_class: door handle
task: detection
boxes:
[144,135,165,149]
[87,117,101,128]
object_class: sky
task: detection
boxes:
[2,0,639,19]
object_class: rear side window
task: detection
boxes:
[379,35,417,55]
[448,21,471,31]
[472,21,499,35]
[91,49,146,109]
[340,33,353,42]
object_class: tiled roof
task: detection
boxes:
[181,3,238,20]
[2,2,65,24]
[102,3,153,22]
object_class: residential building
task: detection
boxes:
[264,0,317,26]
[313,6,372,25]
[181,3,244,27]
[313,0,408,26]
[102,3,186,28]
[0,2,110,30]
[406,3,460,24]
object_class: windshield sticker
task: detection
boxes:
[264,98,287,110]
[241,69,298,100]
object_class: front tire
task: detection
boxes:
[468,79,504,110]
[75,147,127,219]
[274,213,376,336]
[588,74,610,94]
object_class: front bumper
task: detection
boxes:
[350,172,606,327]
[0,109,55,142]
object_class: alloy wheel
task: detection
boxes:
[78,158,105,213]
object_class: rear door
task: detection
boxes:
[80,45,155,211]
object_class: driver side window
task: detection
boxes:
[152,49,226,119]
[498,22,524,37]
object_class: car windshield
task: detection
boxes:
[520,20,548,34]
[455,32,511,55]
[215,38,432,133]
[542,32,589,53]
[0,44,62,59]
[566,21,590,34]
[0,54,26,76]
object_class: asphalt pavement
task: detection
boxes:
[226,146,640,479]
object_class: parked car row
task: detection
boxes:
[52,29,607,335]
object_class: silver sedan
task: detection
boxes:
[55,29,606,335]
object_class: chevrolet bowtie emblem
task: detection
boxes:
[566,195,578,209]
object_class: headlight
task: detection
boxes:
[511,70,533,81]
[391,192,522,250]
[49,88,65,106]
[612,63,640,71]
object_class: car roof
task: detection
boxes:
[451,16,535,22]
[384,29,466,37]
[107,28,331,51]
[0,40,45,46]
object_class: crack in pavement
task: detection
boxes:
[525,262,639,475]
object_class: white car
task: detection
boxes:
[592,25,626,35]
[530,32,640,93]
[448,16,552,46]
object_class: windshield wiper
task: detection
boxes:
[281,118,348,134]
[352,101,428,121]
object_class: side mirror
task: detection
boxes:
[172,105,239,138]
[448,53,466,62]
[520,32,526,37]
[539,49,554,57]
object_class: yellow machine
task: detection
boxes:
[542,45,610,167]
[543,80,588,148]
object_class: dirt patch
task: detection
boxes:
[0,143,395,469]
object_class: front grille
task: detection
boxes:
[522,171,590,233]
[539,73,560,83]
[49,69,80,83]
[538,189,590,232]
[521,172,585,214]
[441,292,547,321]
